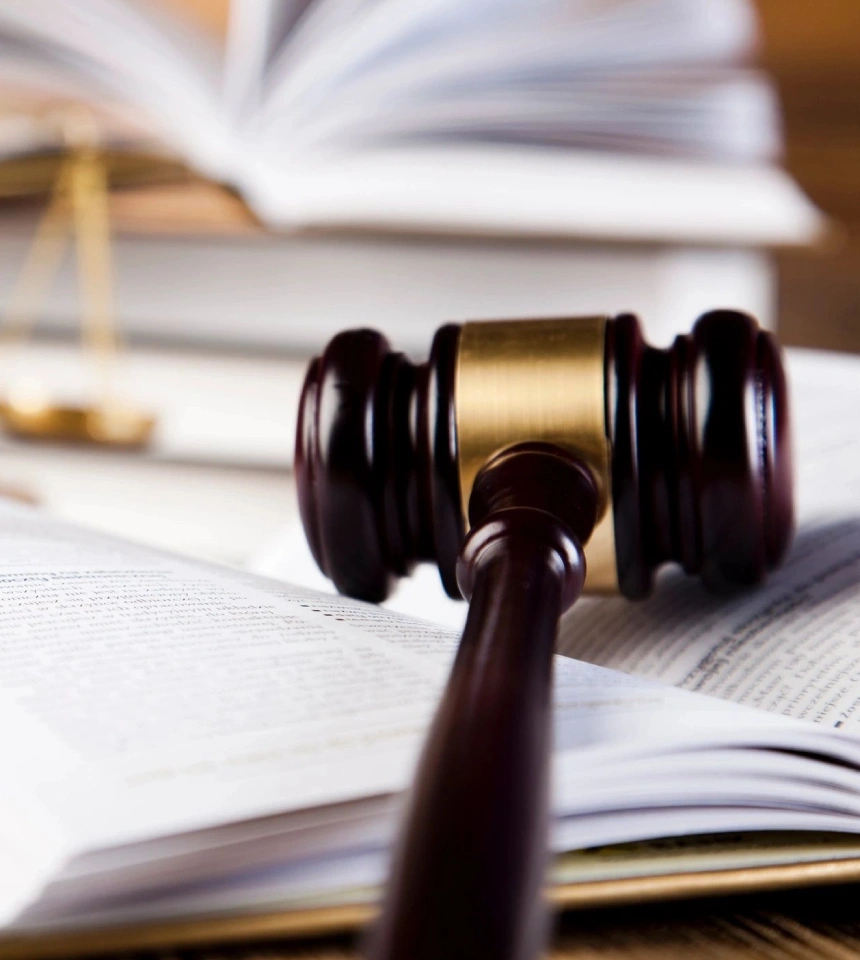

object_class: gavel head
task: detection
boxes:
[296,312,793,604]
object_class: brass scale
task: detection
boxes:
[0,111,154,448]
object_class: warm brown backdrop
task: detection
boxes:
[752,3,860,352]
[148,0,231,37]
[756,0,860,225]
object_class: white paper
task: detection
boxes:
[1,499,858,929]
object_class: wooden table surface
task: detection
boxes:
[107,885,860,960]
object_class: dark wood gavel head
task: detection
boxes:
[296,310,793,604]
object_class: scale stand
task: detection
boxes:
[0,109,155,448]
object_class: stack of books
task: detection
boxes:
[0,0,823,563]
[0,0,821,359]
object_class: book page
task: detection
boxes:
[241,145,822,246]
[0,504,450,842]
[223,0,312,121]
[3,482,860,928]
[238,0,821,243]
[257,0,766,161]
[560,350,860,730]
[0,503,742,853]
[4,496,849,928]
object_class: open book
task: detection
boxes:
[1,348,860,956]
[0,0,821,243]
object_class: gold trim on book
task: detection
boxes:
[7,858,860,960]
[455,316,617,592]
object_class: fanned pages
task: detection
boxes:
[0,0,822,243]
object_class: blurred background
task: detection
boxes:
[755,1,860,352]
[0,0,855,607]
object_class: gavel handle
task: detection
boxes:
[368,503,589,960]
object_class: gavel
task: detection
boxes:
[295,311,794,960]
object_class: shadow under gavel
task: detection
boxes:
[295,311,794,960]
